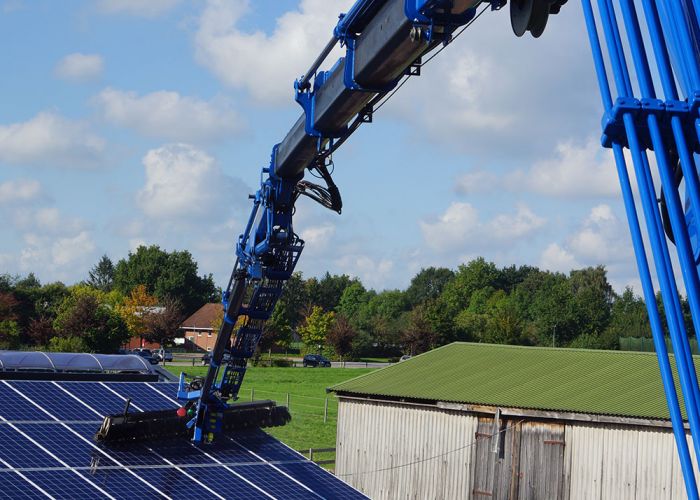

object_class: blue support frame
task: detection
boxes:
[583,0,700,496]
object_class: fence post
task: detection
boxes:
[192,356,195,367]
[251,388,255,401]
[324,397,328,423]
[309,448,314,462]
[286,392,290,409]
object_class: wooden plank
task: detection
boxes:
[517,421,566,500]
[472,417,496,498]
[493,418,521,500]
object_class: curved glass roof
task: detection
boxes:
[0,351,152,373]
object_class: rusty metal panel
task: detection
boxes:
[335,398,477,500]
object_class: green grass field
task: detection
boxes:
[166,366,374,466]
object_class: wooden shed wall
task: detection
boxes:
[335,398,698,499]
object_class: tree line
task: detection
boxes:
[0,246,681,357]
[0,245,217,353]
[263,258,675,360]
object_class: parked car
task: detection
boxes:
[132,348,159,365]
[303,354,331,368]
[399,355,412,362]
[153,349,173,362]
[201,352,212,366]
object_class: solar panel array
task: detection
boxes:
[0,380,367,499]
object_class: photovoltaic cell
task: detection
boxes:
[0,380,367,499]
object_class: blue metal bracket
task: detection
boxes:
[294,70,346,139]
[601,96,700,153]
[342,37,404,92]
[404,0,476,26]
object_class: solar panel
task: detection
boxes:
[0,380,367,499]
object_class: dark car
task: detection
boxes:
[303,354,331,368]
[201,352,212,366]
[133,348,159,365]
[153,349,173,362]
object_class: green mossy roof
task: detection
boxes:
[330,342,700,421]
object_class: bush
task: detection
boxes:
[388,357,400,363]
[48,336,87,353]
[272,358,293,367]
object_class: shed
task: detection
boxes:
[329,343,700,500]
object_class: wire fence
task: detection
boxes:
[243,387,338,423]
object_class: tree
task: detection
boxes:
[143,298,185,345]
[327,315,356,359]
[569,266,614,335]
[307,273,357,312]
[262,302,293,352]
[87,255,115,292]
[441,258,500,314]
[299,306,335,351]
[401,303,437,355]
[116,285,159,341]
[114,245,216,315]
[0,292,19,321]
[483,291,526,345]
[54,287,130,353]
[26,316,55,346]
[337,282,369,319]
[0,320,20,349]
[604,287,650,348]
[405,267,455,306]
[274,272,309,330]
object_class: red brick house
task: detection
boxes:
[180,303,222,352]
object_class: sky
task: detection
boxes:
[0,0,644,293]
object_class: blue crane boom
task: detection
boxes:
[96,0,700,496]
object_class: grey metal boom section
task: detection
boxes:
[274,0,480,179]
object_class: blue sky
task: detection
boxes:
[0,0,641,292]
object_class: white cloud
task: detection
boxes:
[335,254,394,290]
[454,170,499,195]
[454,138,621,199]
[0,112,105,168]
[18,230,96,275]
[419,202,545,252]
[97,0,180,17]
[137,143,247,220]
[509,138,619,198]
[95,88,242,142]
[51,231,96,266]
[540,204,637,288]
[0,179,41,204]
[300,223,336,251]
[540,243,579,273]
[55,53,104,82]
[381,5,599,160]
[195,0,353,104]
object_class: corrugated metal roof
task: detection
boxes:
[329,342,700,421]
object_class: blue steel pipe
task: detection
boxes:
[582,2,698,494]
[618,0,700,416]
[658,0,700,93]
[640,0,678,100]
[597,0,700,471]
[606,0,700,419]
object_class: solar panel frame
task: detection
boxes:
[0,380,367,500]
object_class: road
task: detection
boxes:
[163,359,391,369]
